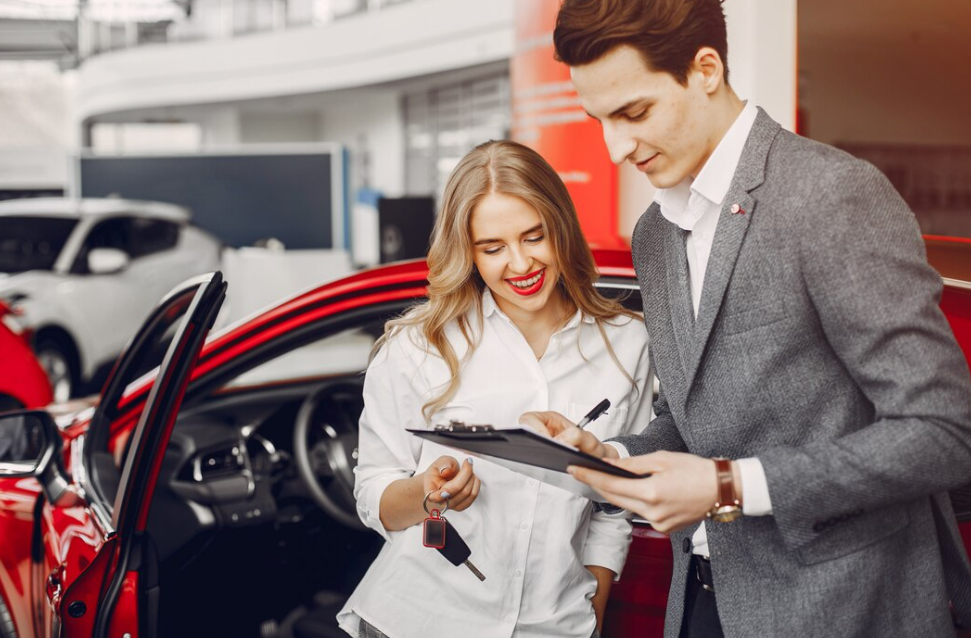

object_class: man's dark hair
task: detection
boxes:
[553,0,729,86]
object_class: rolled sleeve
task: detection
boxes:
[582,509,633,579]
[356,468,410,542]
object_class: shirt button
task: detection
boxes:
[504,616,514,623]
[520,521,529,531]
[528,479,538,488]
[514,570,522,578]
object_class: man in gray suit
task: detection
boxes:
[520,0,971,636]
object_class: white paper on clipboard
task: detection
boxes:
[465,450,602,500]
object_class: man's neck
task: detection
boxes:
[690,90,746,181]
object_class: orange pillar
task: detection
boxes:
[510,0,625,250]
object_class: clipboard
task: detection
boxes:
[407,421,648,494]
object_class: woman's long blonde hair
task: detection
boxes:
[378,140,638,421]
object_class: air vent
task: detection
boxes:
[193,446,245,481]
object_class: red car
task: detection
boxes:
[1,243,969,638]
[0,301,52,412]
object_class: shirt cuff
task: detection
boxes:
[592,443,630,516]
[737,457,773,516]
[605,441,630,459]
[358,473,408,542]
[582,547,630,581]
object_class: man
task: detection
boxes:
[520,0,971,636]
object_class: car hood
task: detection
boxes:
[0,270,49,293]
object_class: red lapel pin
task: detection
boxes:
[730,203,745,215]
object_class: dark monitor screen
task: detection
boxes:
[79,150,344,250]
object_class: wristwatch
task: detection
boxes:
[707,458,743,523]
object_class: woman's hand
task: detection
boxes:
[519,411,619,460]
[586,565,615,634]
[380,455,481,531]
[423,455,481,512]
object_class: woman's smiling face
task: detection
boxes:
[470,191,562,322]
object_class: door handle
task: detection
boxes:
[46,565,64,611]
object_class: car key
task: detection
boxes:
[422,502,485,581]
[436,517,486,581]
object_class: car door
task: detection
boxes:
[32,272,226,638]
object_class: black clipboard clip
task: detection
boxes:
[434,420,495,434]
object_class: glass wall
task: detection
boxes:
[403,73,510,199]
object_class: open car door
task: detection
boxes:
[39,272,226,638]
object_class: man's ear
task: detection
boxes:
[693,46,726,95]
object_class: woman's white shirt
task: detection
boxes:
[338,290,651,638]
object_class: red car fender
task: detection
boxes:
[0,302,52,409]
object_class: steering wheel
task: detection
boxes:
[293,380,366,529]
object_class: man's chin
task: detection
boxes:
[646,167,689,190]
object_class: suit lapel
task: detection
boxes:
[682,108,782,392]
[665,224,694,375]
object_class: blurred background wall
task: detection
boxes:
[1,0,968,246]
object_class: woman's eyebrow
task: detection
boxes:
[473,224,544,246]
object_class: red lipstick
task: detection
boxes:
[505,268,546,297]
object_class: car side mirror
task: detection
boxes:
[88,248,130,275]
[0,410,69,502]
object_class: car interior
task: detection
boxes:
[84,300,397,638]
[84,284,642,638]
[149,321,386,638]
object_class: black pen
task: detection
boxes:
[577,398,610,430]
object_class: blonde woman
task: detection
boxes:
[337,140,651,638]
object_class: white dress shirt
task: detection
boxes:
[338,289,652,638]
[653,101,773,557]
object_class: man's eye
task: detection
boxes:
[627,110,648,121]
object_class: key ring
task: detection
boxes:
[423,491,449,516]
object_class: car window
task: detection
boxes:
[222,325,379,391]
[72,217,134,273]
[0,216,78,273]
[130,218,180,258]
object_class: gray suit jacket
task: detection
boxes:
[615,108,971,637]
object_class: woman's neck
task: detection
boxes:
[495,290,575,359]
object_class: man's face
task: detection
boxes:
[571,45,715,189]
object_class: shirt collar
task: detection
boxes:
[481,288,593,328]
[655,101,758,230]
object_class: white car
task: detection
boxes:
[0,198,222,401]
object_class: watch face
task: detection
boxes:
[712,506,742,523]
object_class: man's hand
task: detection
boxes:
[569,451,739,534]
[519,411,619,459]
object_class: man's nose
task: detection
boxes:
[603,123,636,165]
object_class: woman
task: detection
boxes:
[337,140,651,638]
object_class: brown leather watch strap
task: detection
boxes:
[714,458,736,507]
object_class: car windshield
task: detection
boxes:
[0,216,78,273]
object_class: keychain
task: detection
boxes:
[422,492,486,581]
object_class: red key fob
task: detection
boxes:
[423,509,447,549]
